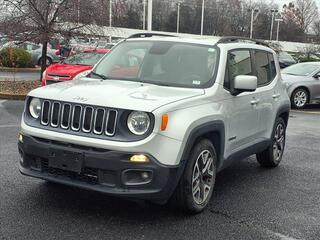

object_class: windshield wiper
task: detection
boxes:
[90,71,109,80]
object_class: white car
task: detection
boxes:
[18,35,290,213]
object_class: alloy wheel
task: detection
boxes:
[273,122,285,162]
[192,150,215,205]
[294,90,307,107]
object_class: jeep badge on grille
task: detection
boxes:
[73,96,88,102]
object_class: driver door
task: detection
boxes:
[224,49,260,153]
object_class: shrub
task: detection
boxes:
[0,48,32,68]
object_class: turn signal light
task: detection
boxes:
[161,114,169,131]
[130,154,149,163]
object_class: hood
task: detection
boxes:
[281,73,312,84]
[29,78,205,112]
[47,63,92,77]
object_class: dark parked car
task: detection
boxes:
[278,51,296,68]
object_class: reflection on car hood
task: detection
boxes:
[281,73,312,83]
[28,78,205,112]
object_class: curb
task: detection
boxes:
[0,92,26,100]
[0,67,41,73]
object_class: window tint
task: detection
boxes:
[225,50,252,89]
[254,51,269,86]
[254,51,277,86]
[268,53,276,80]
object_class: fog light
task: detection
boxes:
[122,170,153,186]
[141,171,149,179]
[130,154,149,163]
[18,133,23,143]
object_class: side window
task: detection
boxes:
[224,50,252,90]
[31,44,40,50]
[268,53,277,80]
[254,51,278,87]
[254,51,269,86]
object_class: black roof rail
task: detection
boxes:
[127,32,177,39]
[217,36,269,47]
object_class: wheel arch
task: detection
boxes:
[275,104,290,130]
[291,86,311,103]
[180,121,225,171]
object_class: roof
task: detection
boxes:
[126,36,220,46]
[126,34,271,50]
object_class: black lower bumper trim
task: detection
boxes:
[18,135,181,201]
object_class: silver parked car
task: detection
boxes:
[19,35,290,213]
[282,62,320,108]
[1,41,60,66]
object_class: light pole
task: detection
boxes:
[109,0,112,42]
[270,9,278,40]
[143,0,146,30]
[147,0,153,31]
[275,18,283,41]
[249,8,259,39]
[77,0,80,23]
[200,0,205,35]
[177,2,181,33]
[109,0,112,28]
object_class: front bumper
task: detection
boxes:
[18,134,182,202]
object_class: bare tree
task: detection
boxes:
[312,20,320,43]
[1,0,101,79]
[295,0,318,33]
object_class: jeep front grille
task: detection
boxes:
[40,101,118,136]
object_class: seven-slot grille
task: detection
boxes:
[40,100,118,136]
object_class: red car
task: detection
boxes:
[41,49,110,86]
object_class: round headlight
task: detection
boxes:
[29,98,41,119]
[127,111,151,135]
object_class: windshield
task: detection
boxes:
[282,63,320,76]
[92,41,219,88]
[64,52,106,66]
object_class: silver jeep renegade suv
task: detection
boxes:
[18,34,290,213]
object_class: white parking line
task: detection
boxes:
[0,124,20,128]
[273,232,301,240]
[291,110,320,115]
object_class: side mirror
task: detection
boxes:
[232,75,257,95]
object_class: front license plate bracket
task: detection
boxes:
[48,149,84,174]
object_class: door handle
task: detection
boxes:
[272,93,280,99]
[251,99,260,105]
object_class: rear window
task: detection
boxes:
[282,63,319,76]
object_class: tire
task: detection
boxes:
[256,117,286,168]
[171,139,217,214]
[291,88,309,109]
[38,57,52,66]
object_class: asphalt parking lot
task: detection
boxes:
[0,100,319,240]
